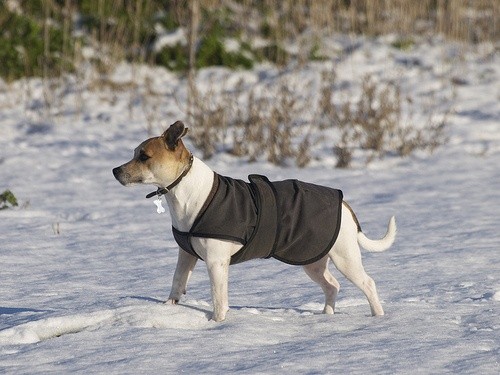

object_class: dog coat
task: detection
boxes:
[172,174,343,265]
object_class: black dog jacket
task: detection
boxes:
[172,174,343,265]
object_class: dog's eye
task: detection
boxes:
[138,152,150,162]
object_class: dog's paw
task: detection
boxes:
[323,306,334,315]
[167,291,184,304]
[210,314,226,322]
[210,308,229,322]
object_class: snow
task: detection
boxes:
[1,37,499,373]
[153,28,187,52]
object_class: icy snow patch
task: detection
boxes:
[0,304,211,345]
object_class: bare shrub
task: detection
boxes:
[141,76,164,136]
[230,89,266,161]
[332,102,361,168]
[356,76,402,162]
[185,69,448,169]
[187,85,229,159]
[230,79,312,166]
[296,133,312,168]
[318,70,337,129]
[266,83,298,165]
[395,114,448,157]
[320,73,448,168]
[183,74,313,167]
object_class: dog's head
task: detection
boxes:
[112,121,190,187]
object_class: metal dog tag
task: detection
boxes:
[153,197,165,214]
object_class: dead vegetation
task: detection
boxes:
[185,77,312,166]
[320,72,449,168]
[182,70,449,168]
[4,0,463,168]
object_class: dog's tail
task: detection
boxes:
[357,216,397,252]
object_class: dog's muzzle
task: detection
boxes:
[113,166,131,186]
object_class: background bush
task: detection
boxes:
[0,190,18,210]
[0,0,485,167]
[0,0,497,81]
[0,1,70,80]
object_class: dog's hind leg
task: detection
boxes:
[168,248,198,303]
[329,207,385,316]
[330,242,384,316]
[303,255,340,315]
[332,255,384,316]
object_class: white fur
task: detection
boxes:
[163,157,396,321]
[357,216,397,252]
[163,157,215,232]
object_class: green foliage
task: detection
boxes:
[79,0,134,31]
[155,43,188,71]
[20,0,45,17]
[0,38,24,80]
[255,43,288,66]
[0,0,496,81]
[0,8,42,80]
[197,34,254,70]
[309,40,328,61]
[155,8,254,71]
[195,9,254,70]
[0,3,71,81]
[157,10,181,32]
[0,190,18,210]
[78,0,157,62]
[391,38,415,51]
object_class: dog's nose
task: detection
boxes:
[112,167,121,179]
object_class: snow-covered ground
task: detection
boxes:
[1,37,499,373]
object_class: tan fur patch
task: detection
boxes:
[117,137,190,186]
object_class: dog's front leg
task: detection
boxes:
[168,248,198,304]
[207,257,230,321]
[196,238,232,322]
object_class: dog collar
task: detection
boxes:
[146,154,194,199]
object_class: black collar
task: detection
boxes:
[146,154,194,199]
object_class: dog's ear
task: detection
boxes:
[163,121,188,150]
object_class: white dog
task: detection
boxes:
[113,121,396,321]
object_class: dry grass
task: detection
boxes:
[5,1,470,168]
[184,85,228,159]
[239,0,498,44]
[184,69,448,168]
[186,77,312,166]
[3,1,495,79]
[318,73,449,168]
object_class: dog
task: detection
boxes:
[113,121,396,321]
